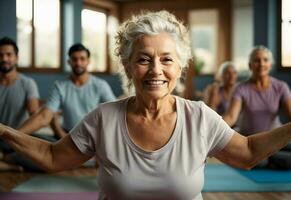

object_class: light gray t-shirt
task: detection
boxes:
[45,75,115,131]
[0,74,39,128]
[70,96,234,200]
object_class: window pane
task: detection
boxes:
[282,0,291,67]
[16,0,32,67]
[82,8,107,72]
[189,9,218,74]
[34,0,60,68]
[232,0,253,74]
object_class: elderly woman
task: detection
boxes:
[1,11,291,200]
[204,61,238,115]
[223,46,291,169]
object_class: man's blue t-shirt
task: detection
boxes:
[45,75,115,131]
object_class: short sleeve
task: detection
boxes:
[45,82,62,112]
[25,78,40,100]
[201,102,234,157]
[232,84,244,102]
[100,81,116,102]
[280,82,291,102]
[70,109,99,156]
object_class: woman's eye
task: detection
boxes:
[138,58,150,64]
[162,57,173,64]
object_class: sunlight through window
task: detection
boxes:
[281,0,291,67]
[17,0,60,69]
[82,8,107,72]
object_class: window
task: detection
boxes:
[280,0,291,68]
[82,8,107,72]
[189,9,218,74]
[16,0,61,69]
[232,0,253,74]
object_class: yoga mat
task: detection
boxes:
[203,164,291,192]
[236,168,291,183]
[0,192,98,200]
[12,165,291,193]
[12,176,97,192]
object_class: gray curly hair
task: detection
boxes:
[115,10,192,92]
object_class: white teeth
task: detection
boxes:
[145,80,165,85]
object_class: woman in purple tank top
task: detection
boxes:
[224,46,291,169]
[204,62,238,116]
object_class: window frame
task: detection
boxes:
[278,0,291,71]
[17,0,63,73]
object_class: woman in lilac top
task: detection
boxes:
[224,46,291,169]
[204,61,238,115]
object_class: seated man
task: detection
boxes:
[19,43,116,137]
[0,37,40,171]
[4,43,115,171]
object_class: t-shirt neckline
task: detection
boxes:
[121,96,182,158]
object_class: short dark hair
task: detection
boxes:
[68,43,90,58]
[0,37,19,55]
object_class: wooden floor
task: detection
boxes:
[0,165,291,199]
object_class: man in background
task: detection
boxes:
[19,43,116,138]
[0,37,40,171]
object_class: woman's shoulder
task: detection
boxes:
[270,77,290,92]
[176,96,206,113]
[97,97,128,111]
[85,97,128,121]
[270,77,289,87]
[233,79,252,94]
[236,79,250,88]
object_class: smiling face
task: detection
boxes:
[126,32,182,101]
[249,49,272,79]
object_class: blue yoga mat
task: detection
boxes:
[12,176,98,192]
[203,164,291,192]
[236,168,291,183]
[12,165,291,193]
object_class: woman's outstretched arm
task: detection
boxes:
[215,122,291,169]
[0,123,92,172]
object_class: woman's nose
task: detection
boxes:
[149,60,162,74]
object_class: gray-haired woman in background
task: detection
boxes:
[1,11,291,200]
[204,61,238,115]
[223,46,291,169]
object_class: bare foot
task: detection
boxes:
[0,161,23,172]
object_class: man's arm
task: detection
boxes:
[26,98,40,116]
[18,107,54,135]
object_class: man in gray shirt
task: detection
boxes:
[0,37,40,171]
[18,43,115,138]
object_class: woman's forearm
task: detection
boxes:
[247,122,291,167]
[0,123,54,171]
